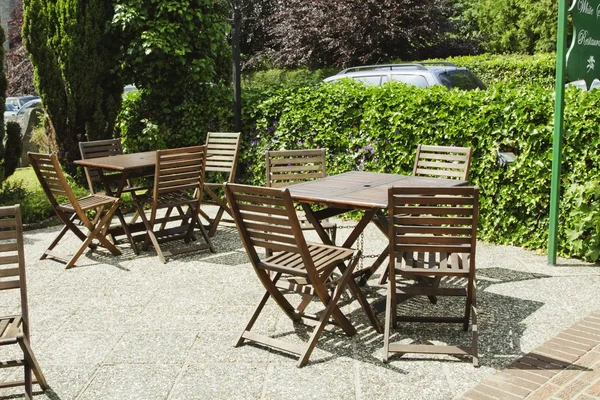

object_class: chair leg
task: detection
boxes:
[83,202,122,255]
[383,279,394,363]
[42,214,83,260]
[65,203,122,268]
[160,206,174,230]
[296,294,313,313]
[234,289,271,347]
[208,206,226,237]
[24,362,32,400]
[136,208,165,263]
[471,296,478,367]
[346,278,382,333]
[297,259,357,367]
[191,212,216,253]
[17,335,48,390]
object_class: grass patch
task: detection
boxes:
[6,167,42,192]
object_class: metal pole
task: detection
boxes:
[548,0,569,264]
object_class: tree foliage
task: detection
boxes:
[113,0,232,148]
[471,0,557,54]
[5,1,35,96]
[243,0,466,68]
[23,0,124,175]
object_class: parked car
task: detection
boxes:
[324,62,487,90]
[15,98,43,117]
[566,79,600,91]
[6,95,39,110]
[4,103,18,119]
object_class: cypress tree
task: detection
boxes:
[23,0,123,175]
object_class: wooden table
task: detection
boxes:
[286,171,467,285]
[74,151,195,254]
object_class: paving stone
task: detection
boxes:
[78,364,180,400]
[105,331,197,364]
[168,363,267,400]
[11,213,600,400]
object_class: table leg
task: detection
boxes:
[99,170,140,255]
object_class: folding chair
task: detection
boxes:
[78,139,124,195]
[79,139,150,252]
[378,144,472,285]
[383,186,479,366]
[133,145,215,263]
[226,183,381,367]
[0,205,48,398]
[266,149,337,244]
[199,132,241,237]
[29,152,121,268]
[412,144,472,181]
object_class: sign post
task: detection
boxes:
[549,0,600,264]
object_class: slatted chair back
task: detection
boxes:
[29,152,86,221]
[0,205,29,335]
[412,144,472,181]
[205,132,241,180]
[152,145,207,214]
[0,205,48,395]
[388,186,478,272]
[266,149,327,188]
[79,139,123,193]
[225,184,327,281]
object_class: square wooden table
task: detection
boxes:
[286,171,467,284]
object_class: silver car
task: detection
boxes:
[324,63,486,90]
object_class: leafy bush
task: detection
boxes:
[441,53,556,89]
[239,80,600,261]
[117,84,234,153]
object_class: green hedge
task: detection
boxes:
[240,80,600,261]
[391,53,557,89]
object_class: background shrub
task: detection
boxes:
[3,121,22,178]
[412,53,557,89]
[239,80,600,261]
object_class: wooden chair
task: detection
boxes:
[28,152,121,268]
[226,183,381,367]
[378,144,472,285]
[199,132,242,237]
[79,139,149,252]
[383,186,479,366]
[266,149,337,244]
[133,145,215,263]
[78,139,124,194]
[0,205,49,399]
[412,144,472,181]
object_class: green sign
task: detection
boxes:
[567,0,600,89]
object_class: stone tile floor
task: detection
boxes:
[0,209,599,400]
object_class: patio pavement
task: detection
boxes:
[0,207,599,400]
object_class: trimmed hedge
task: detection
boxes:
[240,80,600,261]
[402,53,557,89]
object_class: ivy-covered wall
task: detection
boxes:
[239,81,600,261]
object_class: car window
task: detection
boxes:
[438,70,487,90]
[6,99,20,108]
[391,74,429,87]
[354,76,382,85]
